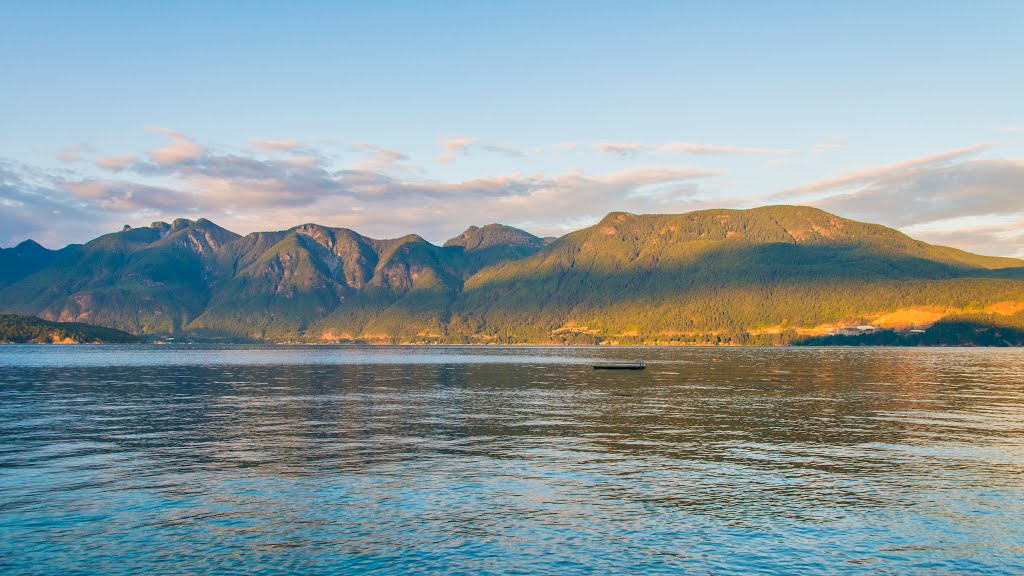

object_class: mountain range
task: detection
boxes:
[2,206,1022,344]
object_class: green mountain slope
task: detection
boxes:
[0,219,240,333]
[190,227,351,338]
[450,206,1024,344]
[189,225,481,340]
[1,206,1021,344]
[0,313,139,343]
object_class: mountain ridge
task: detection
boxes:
[2,206,1022,344]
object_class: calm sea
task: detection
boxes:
[1,345,1022,574]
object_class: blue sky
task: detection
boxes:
[1,1,1022,256]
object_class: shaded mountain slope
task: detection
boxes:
[0,240,80,288]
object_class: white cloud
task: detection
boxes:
[147,126,206,165]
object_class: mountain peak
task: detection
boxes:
[444,223,543,251]
[599,211,638,224]
[149,221,172,238]
[14,239,44,252]
[170,218,194,232]
[0,239,66,289]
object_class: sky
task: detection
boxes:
[1,0,1023,257]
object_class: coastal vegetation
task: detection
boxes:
[0,313,139,344]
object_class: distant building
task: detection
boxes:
[833,325,877,336]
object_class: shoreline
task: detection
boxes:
[2,341,1020,348]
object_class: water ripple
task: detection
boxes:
[1,345,1022,574]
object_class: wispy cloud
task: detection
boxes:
[249,138,303,152]
[807,157,1024,228]
[810,136,847,156]
[96,155,139,171]
[779,143,992,198]
[437,137,530,162]
[57,144,93,163]
[775,144,1024,257]
[147,126,206,165]
[437,136,479,163]
[908,218,1024,259]
[63,179,196,212]
[350,142,414,172]
[595,140,794,158]
[594,142,648,156]
[482,144,526,158]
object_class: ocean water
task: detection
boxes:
[1,345,1022,574]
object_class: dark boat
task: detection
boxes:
[593,360,646,370]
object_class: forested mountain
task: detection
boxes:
[0,240,80,288]
[1,206,1022,344]
[449,206,1024,344]
[443,223,548,271]
[0,218,240,333]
